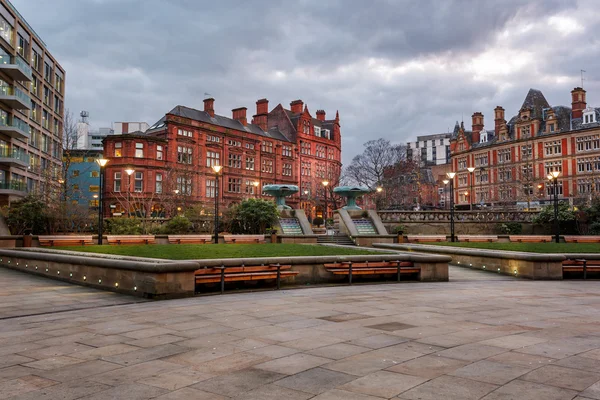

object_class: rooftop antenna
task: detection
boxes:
[80,110,89,124]
[203,92,212,98]
[581,70,586,88]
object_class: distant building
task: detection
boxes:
[75,113,148,150]
[64,148,102,208]
[407,133,452,166]
[113,122,149,135]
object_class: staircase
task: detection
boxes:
[279,218,303,235]
[317,234,356,246]
[353,219,377,235]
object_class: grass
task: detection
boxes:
[422,242,600,253]
[54,243,386,260]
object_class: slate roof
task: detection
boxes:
[520,88,550,119]
[146,105,292,142]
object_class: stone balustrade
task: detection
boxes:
[378,210,540,223]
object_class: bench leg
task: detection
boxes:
[349,262,353,285]
[397,261,401,282]
[584,260,587,280]
[276,264,281,290]
[220,266,225,294]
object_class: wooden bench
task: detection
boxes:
[223,235,266,244]
[564,236,600,243]
[195,264,298,293]
[563,259,600,279]
[509,235,553,243]
[324,261,420,284]
[106,235,155,245]
[406,235,445,243]
[38,235,93,247]
[168,235,212,244]
[457,235,498,243]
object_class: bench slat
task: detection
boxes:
[195,265,292,275]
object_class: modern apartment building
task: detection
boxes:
[0,0,64,206]
[76,113,149,150]
[449,87,600,209]
[102,98,342,219]
[407,133,452,166]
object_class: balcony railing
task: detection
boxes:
[0,85,31,110]
[0,147,28,165]
[0,55,32,81]
[0,117,29,140]
[0,180,26,192]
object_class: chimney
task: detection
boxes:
[203,98,215,117]
[494,106,505,135]
[253,98,269,131]
[571,87,587,119]
[290,100,303,114]
[232,107,247,126]
[471,112,483,143]
[316,110,326,121]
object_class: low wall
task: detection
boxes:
[278,235,319,244]
[0,248,451,298]
[354,235,396,247]
[374,243,565,280]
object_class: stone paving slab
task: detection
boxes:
[4,265,600,398]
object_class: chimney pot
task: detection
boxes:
[203,98,215,117]
[232,107,248,126]
[316,110,326,121]
[290,100,304,114]
[571,87,587,119]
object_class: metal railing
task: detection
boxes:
[0,180,26,191]
[0,147,28,163]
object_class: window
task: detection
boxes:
[206,151,220,167]
[156,145,163,160]
[135,143,144,158]
[134,172,143,192]
[521,144,532,158]
[30,75,39,98]
[303,120,309,134]
[282,145,292,157]
[207,135,221,143]
[474,154,488,167]
[261,159,273,173]
[245,156,255,170]
[206,179,216,198]
[577,158,595,173]
[54,95,61,113]
[578,179,592,194]
[44,62,52,83]
[301,161,311,176]
[245,180,256,194]
[544,141,562,156]
[545,161,562,175]
[227,139,241,147]
[328,148,335,160]
[458,174,467,186]
[72,170,80,177]
[576,135,600,152]
[90,171,99,178]
[315,163,326,178]
[155,173,163,193]
[322,129,330,139]
[261,141,273,153]
[114,142,122,157]
[177,146,192,164]
[0,15,12,46]
[457,158,467,170]
[497,149,511,163]
[176,176,192,195]
[31,49,41,72]
[43,86,50,106]
[547,181,563,196]
[283,163,292,176]
[314,126,321,137]
[113,172,121,192]
[301,142,311,155]
[583,110,597,125]
[42,110,49,129]
[89,185,99,193]
[55,73,63,93]
[228,153,241,168]
[498,169,512,182]
[17,34,27,58]
[228,177,241,193]
[177,128,193,137]
[521,125,531,139]
[316,145,326,158]
[245,143,255,150]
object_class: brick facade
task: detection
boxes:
[102,98,342,218]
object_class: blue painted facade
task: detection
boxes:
[64,149,102,208]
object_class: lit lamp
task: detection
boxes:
[95,158,109,245]
[253,181,260,197]
[446,171,456,242]
[322,180,329,221]
[125,168,135,217]
[442,179,449,210]
[467,166,475,211]
[547,170,561,243]
[212,165,222,244]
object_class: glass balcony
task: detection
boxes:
[0,85,31,110]
[0,179,27,194]
[0,55,32,82]
[0,147,28,167]
[0,117,29,140]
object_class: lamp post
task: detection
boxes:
[322,180,329,221]
[467,167,475,211]
[253,181,260,198]
[446,172,456,242]
[124,168,135,217]
[95,158,109,245]
[376,186,383,210]
[442,179,449,210]
[212,165,222,244]
[547,170,561,243]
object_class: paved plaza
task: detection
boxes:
[1,267,600,399]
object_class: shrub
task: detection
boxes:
[161,215,192,234]
[4,195,49,235]
[313,217,324,227]
[533,202,576,224]
[226,198,278,234]
[106,218,143,235]
[392,224,407,234]
[497,222,522,235]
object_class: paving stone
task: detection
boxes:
[191,350,270,374]
[5,380,111,400]
[88,360,182,386]
[102,343,189,366]
[387,355,469,379]
[70,343,141,360]
[137,367,214,390]
[556,356,600,373]
[234,383,314,399]
[78,383,168,400]
[435,343,508,362]
[247,344,299,359]
[365,322,415,331]
[480,379,579,400]
[349,333,409,349]
[312,388,397,399]
[17,343,95,360]
[306,343,371,360]
[0,354,35,369]
[340,370,427,398]
[153,387,229,400]
[521,364,600,391]
[255,353,332,375]
[399,374,499,400]
[191,368,286,397]
[21,356,85,370]
[478,334,548,349]
[275,367,356,394]
[449,359,531,385]
[0,375,58,399]
[580,381,600,399]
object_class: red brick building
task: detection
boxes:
[102,98,342,218]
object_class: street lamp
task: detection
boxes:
[322,180,329,221]
[212,165,222,244]
[467,167,475,211]
[253,181,260,197]
[125,168,135,217]
[547,170,561,243]
[375,186,383,210]
[442,179,449,210]
[446,171,456,242]
[95,158,109,245]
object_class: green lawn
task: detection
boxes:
[55,243,386,260]
[423,242,600,253]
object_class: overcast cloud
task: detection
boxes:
[12,0,600,164]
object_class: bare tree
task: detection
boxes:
[344,139,407,189]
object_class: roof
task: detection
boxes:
[147,105,293,142]
[520,88,550,119]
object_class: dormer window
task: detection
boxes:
[583,107,596,124]
[479,130,487,143]
[314,126,321,136]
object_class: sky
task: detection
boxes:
[11,0,600,165]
